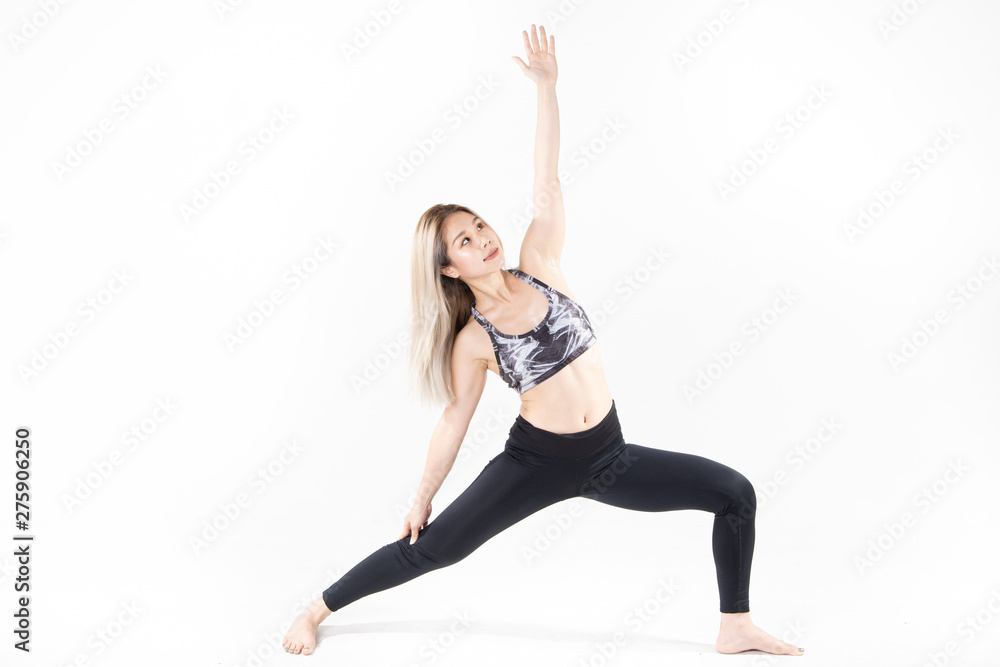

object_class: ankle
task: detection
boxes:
[719,611,752,628]
[308,597,333,620]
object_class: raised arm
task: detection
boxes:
[512,24,566,268]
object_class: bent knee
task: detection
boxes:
[721,471,756,517]
[733,473,757,512]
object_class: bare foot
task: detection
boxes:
[715,612,804,656]
[282,597,332,655]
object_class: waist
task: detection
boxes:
[507,399,622,459]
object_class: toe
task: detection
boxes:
[780,640,803,655]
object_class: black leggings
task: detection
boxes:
[322,399,756,614]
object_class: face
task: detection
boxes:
[440,211,503,280]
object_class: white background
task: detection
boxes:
[2,0,999,665]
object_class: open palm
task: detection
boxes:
[512,24,557,87]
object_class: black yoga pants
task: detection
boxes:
[322,399,756,614]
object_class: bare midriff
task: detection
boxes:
[512,345,614,434]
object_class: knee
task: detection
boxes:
[723,471,756,519]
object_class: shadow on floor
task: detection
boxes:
[316,618,714,653]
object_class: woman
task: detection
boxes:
[283,24,804,657]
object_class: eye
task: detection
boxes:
[461,222,485,246]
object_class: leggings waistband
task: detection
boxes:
[507,399,622,459]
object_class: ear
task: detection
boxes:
[440,266,457,279]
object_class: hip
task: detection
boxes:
[506,398,624,460]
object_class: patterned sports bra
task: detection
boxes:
[470,268,598,394]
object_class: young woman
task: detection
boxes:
[283,24,804,657]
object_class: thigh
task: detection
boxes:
[410,451,573,563]
[578,442,754,513]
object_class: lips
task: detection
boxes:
[484,248,499,261]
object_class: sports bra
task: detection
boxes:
[470,268,598,394]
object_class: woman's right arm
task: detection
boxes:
[399,328,488,544]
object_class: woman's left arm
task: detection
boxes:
[513,24,565,267]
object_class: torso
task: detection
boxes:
[463,261,614,434]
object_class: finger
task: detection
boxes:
[549,34,555,55]
[529,24,540,53]
[511,56,527,74]
[521,29,532,59]
[538,25,547,53]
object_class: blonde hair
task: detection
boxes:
[407,203,494,409]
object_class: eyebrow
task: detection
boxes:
[452,216,480,246]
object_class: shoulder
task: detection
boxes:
[454,316,491,367]
[448,317,491,405]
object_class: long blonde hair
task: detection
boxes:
[408,203,495,409]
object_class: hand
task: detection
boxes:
[512,24,557,88]
[398,500,432,545]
